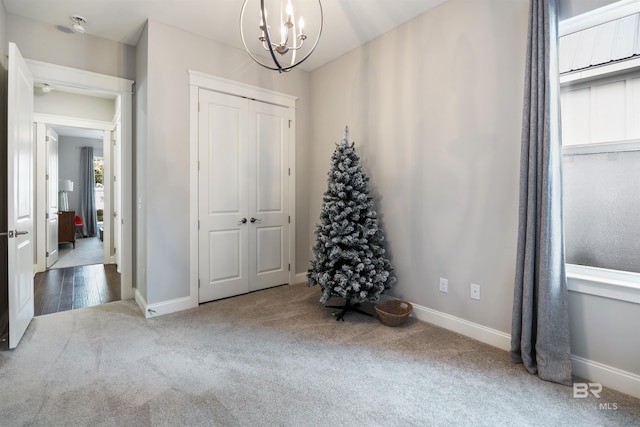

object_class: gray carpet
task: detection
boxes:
[1,283,639,426]
[52,235,104,269]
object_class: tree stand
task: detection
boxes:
[326,300,373,321]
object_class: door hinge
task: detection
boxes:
[288,168,290,176]
[46,251,49,257]
[288,263,291,271]
[46,174,49,180]
[114,175,117,182]
[114,247,117,254]
[198,102,200,112]
[198,279,201,288]
[288,216,290,224]
[288,120,292,128]
[45,213,49,219]
[46,136,50,142]
[198,220,200,230]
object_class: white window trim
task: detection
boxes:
[567,264,640,304]
[559,0,640,36]
[562,139,640,155]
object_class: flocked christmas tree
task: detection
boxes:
[307,127,396,320]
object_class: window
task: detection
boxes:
[94,157,104,223]
[559,10,640,276]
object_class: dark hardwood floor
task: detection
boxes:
[34,264,121,316]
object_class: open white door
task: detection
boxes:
[45,127,59,268]
[6,43,35,349]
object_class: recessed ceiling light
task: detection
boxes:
[70,15,87,34]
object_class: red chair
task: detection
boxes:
[75,215,84,238]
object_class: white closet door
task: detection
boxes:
[198,88,291,303]
[198,90,250,302]
[248,101,290,292]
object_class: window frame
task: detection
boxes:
[560,2,640,303]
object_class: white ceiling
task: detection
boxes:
[3,0,448,71]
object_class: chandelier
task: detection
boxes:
[240,0,323,73]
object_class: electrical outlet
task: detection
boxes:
[439,278,448,293]
[470,283,481,300]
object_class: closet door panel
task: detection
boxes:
[198,89,250,303]
[249,101,290,292]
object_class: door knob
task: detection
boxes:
[250,217,262,223]
[238,218,247,224]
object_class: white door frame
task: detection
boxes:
[34,116,114,271]
[42,125,59,269]
[27,59,135,301]
[188,70,297,308]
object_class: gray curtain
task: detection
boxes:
[510,0,572,385]
[78,147,97,237]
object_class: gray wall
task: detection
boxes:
[34,91,116,123]
[57,136,104,213]
[569,291,640,374]
[308,0,527,333]
[6,15,135,81]
[135,23,149,303]
[137,20,311,304]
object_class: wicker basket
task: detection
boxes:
[375,300,413,327]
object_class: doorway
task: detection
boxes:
[28,59,134,303]
[36,123,113,271]
[32,93,123,316]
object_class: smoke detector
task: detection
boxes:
[41,83,53,94]
[70,15,87,34]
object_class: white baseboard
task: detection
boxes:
[134,290,147,316]
[134,290,196,319]
[378,295,511,351]
[572,355,640,399]
[379,295,640,398]
[295,272,307,285]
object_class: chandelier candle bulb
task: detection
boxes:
[286,0,293,22]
